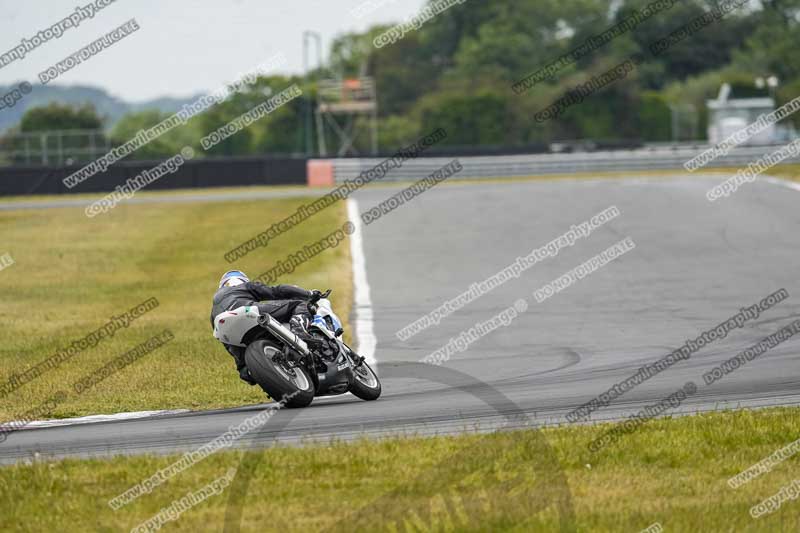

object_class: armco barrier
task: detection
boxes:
[317,144,800,184]
[7,143,799,196]
[0,156,307,196]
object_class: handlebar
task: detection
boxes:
[307,289,332,314]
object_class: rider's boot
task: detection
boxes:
[227,345,257,386]
[289,314,326,351]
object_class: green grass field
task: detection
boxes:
[2,408,799,532]
[0,192,352,421]
[3,179,800,532]
[769,163,800,183]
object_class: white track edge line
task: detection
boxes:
[347,198,377,368]
[760,175,800,193]
[1,409,191,431]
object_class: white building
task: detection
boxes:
[706,84,776,145]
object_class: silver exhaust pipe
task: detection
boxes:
[258,314,311,356]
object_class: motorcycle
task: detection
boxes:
[212,289,381,408]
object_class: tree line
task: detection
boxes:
[5,0,800,160]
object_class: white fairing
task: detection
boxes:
[311,298,344,338]
[213,306,261,347]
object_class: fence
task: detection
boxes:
[0,155,307,196]
[321,143,800,184]
[0,129,111,166]
[3,142,799,197]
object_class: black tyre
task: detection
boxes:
[349,360,381,401]
[244,340,314,408]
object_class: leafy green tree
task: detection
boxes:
[110,110,200,160]
[19,103,103,132]
[370,31,443,117]
[732,0,800,82]
[637,91,672,141]
[620,0,757,86]
[71,0,800,152]
[193,75,308,157]
[250,95,306,155]
[418,92,512,145]
[329,31,377,78]
[378,114,421,149]
[451,0,609,86]
[13,103,105,165]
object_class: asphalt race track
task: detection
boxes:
[2,175,800,465]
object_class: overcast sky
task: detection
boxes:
[0,0,427,102]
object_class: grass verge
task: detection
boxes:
[0,184,317,205]
[768,163,800,183]
[0,192,352,421]
[1,408,799,532]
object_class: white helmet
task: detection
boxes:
[219,270,249,289]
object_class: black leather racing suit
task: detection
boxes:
[210,282,313,382]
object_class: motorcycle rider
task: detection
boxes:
[211,270,322,385]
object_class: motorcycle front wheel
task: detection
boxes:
[349,360,381,401]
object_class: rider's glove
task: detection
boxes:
[310,289,322,300]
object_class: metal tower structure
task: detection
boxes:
[316,77,378,156]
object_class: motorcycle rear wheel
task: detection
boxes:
[245,340,314,408]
